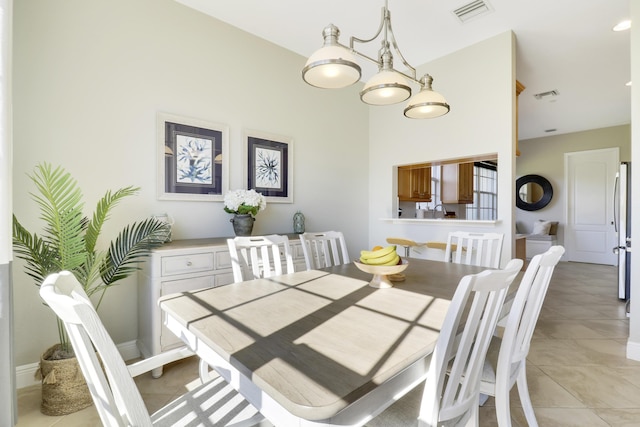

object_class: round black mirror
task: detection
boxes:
[516,174,553,211]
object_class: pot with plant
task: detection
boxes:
[12,163,169,416]
[223,188,267,236]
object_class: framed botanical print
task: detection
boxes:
[157,112,229,201]
[244,130,293,203]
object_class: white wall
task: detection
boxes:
[12,0,369,366]
[516,124,631,251]
[368,31,517,265]
[628,0,640,360]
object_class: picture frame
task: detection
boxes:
[244,129,293,204]
[157,112,229,201]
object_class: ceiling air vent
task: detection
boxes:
[533,90,560,100]
[453,0,493,23]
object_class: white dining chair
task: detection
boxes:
[445,231,505,268]
[39,271,266,427]
[480,245,565,427]
[368,258,523,427]
[227,234,295,282]
[299,231,350,270]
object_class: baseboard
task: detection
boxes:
[16,340,141,390]
[118,340,142,362]
[627,340,640,361]
[16,362,40,389]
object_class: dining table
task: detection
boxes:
[159,258,486,426]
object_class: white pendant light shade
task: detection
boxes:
[302,45,361,89]
[404,74,450,119]
[360,70,411,105]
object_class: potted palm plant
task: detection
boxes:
[12,162,169,415]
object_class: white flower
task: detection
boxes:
[223,189,267,216]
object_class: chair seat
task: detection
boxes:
[151,375,268,426]
[479,337,521,391]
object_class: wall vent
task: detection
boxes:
[453,0,493,23]
[534,90,560,100]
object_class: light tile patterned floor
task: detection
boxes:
[17,261,640,426]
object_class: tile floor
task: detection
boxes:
[16,261,640,426]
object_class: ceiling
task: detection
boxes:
[175,0,631,141]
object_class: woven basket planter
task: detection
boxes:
[37,344,93,416]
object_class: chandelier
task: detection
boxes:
[301,0,450,119]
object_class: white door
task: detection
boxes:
[565,148,619,265]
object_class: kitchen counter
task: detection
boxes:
[381,218,500,226]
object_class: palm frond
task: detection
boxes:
[99,219,169,288]
[29,163,86,271]
[12,215,59,285]
[85,186,139,254]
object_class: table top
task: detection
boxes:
[159,259,484,421]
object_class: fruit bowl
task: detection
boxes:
[354,259,409,288]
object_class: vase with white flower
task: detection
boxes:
[223,189,267,236]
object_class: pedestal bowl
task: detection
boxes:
[353,259,409,288]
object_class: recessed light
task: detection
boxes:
[613,20,631,32]
[626,81,632,87]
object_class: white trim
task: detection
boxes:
[16,340,141,389]
[627,340,640,361]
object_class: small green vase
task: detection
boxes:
[293,211,305,234]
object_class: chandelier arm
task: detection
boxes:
[385,16,417,81]
[343,42,421,85]
[349,6,386,47]
[345,2,419,83]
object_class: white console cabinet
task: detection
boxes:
[137,235,305,377]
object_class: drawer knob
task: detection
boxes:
[186,261,193,266]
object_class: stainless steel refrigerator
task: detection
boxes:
[613,162,631,301]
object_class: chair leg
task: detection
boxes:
[494,388,513,427]
[516,367,538,427]
[494,375,513,427]
[199,358,213,383]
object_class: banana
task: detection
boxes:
[360,245,396,261]
[379,255,400,266]
[361,248,398,265]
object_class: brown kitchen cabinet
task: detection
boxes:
[398,165,432,202]
[441,162,474,204]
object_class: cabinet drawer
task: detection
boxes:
[161,274,216,296]
[215,250,231,270]
[161,253,214,276]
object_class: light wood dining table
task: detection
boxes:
[159,259,485,426]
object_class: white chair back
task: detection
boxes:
[39,271,264,426]
[418,258,522,425]
[227,234,295,282]
[299,231,350,270]
[480,245,565,427]
[445,231,504,268]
